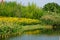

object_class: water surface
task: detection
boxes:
[8,34,59,40]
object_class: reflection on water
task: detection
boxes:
[8,34,59,40]
[1,30,59,40]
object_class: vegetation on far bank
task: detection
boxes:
[0,2,60,39]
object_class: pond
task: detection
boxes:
[4,34,59,40]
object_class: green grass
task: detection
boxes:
[22,24,52,31]
[0,24,53,39]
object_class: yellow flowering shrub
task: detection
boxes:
[0,17,40,25]
[0,17,40,36]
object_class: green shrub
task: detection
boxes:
[40,14,60,30]
[0,2,45,19]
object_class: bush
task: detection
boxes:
[40,13,60,30]
[0,17,40,36]
[0,17,40,25]
[0,2,44,19]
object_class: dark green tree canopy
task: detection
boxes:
[43,2,60,13]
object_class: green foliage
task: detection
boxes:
[40,13,60,30]
[0,2,44,19]
[41,13,60,24]
[43,2,60,13]
[21,3,44,19]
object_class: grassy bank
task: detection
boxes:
[0,1,60,40]
[0,24,52,39]
[0,17,40,39]
[0,17,59,39]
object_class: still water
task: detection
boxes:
[7,34,59,40]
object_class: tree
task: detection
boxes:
[43,3,60,13]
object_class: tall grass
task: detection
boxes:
[0,2,44,19]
